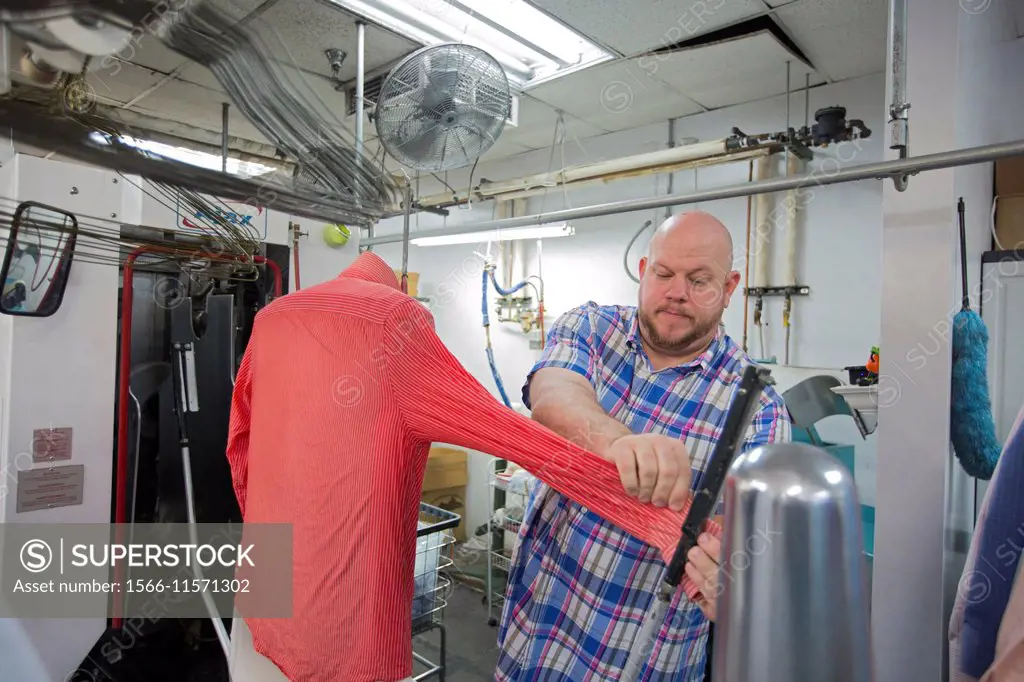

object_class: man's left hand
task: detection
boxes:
[685,532,722,621]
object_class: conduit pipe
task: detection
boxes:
[412,142,772,208]
[362,139,1024,246]
[113,246,281,629]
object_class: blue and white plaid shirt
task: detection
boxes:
[495,302,791,681]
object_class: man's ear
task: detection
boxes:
[638,256,648,279]
[722,271,742,307]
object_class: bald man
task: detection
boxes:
[495,211,791,681]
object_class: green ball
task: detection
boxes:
[323,223,351,248]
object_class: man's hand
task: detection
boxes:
[603,434,692,511]
[685,533,722,622]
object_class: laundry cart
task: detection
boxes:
[412,502,460,681]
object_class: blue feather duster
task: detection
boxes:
[950,198,1001,479]
[951,309,1001,479]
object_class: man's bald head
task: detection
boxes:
[636,210,741,364]
[647,210,734,275]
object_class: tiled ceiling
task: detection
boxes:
[17,0,890,169]
[528,0,773,57]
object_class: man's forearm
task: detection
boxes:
[530,384,632,458]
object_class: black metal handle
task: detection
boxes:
[958,197,970,311]
[663,364,773,587]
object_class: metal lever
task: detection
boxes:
[663,364,773,590]
[620,364,773,680]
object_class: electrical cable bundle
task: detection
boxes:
[157,1,399,209]
[0,0,400,226]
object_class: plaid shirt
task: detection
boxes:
[495,302,791,681]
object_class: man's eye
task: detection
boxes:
[656,272,672,279]
[692,279,710,287]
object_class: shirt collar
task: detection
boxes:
[338,252,402,291]
[626,308,725,372]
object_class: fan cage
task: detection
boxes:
[374,43,512,173]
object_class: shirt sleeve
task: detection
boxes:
[380,299,689,562]
[522,304,598,409]
[226,338,254,519]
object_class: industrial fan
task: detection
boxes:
[374,43,511,172]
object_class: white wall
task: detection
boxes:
[0,155,121,682]
[297,71,888,533]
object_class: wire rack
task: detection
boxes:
[486,461,531,625]
[413,502,459,681]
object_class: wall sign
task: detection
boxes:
[174,195,269,239]
[32,427,73,463]
[17,464,85,513]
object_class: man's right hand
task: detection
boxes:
[603,434,692,512]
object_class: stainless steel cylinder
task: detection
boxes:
[712,442,874,682]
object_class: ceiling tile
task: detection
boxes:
[84,61,167,107]
[529,0,770,56]
[120,38,189,74]
[500,96,606,150]
[478,134,533,162]
[126,78,267,141]
[650,31,826,109]
[773,0,888,81]
[247,0,420,80]
[527,59,704,130]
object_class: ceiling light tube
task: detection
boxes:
[329,0,535,84]
[410,222,574,246]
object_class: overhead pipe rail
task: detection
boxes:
[394,106,870,213]
[363,138,1024,247]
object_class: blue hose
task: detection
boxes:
[488,270,529,297]
[482,269,512,407]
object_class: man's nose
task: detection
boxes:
[665,279,690,301]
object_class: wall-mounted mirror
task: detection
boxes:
[0,201,78,317]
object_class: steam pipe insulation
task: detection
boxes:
[482,269,513,407]
[752,156,774,288]
[784,153,802,287]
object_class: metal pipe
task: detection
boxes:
[355,20,366,166]
[804,73,810,129]
[665,118,675,220]
[362,139,1024,246]
[221,102,229,173]
[412,139,740,208]
[887,0,910,191]
[401,183,411,293]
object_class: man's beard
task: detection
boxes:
[638,307,719,355]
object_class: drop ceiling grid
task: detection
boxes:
[527,0,773,56]
[126,78,268,142]
[500,95,607,151]
[772,0,889,82]
[525,59,704,128]
[646,32,825,110]
[253,0,420,80]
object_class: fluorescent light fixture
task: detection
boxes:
[328,0,613,87]
[411,222,574,246]
[88,131,277,178]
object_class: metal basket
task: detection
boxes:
[412,502,459,636]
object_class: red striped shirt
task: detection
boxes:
[226,252,719,681]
